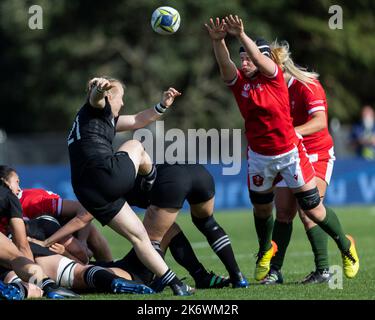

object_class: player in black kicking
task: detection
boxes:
[67,76,192,295]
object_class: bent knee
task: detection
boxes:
[295,187,321,211]
[119,139,144,154]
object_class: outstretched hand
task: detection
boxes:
[204,17,227,40]
[224,15,244,37]
[161,87,182,108]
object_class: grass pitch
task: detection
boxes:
[83,206,375,300]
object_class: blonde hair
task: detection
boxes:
[271,40,319,87]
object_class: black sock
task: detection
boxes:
[116,248,154,284]
[192,215,241,280]
[169,231,206,277]
[160,269,182,286]
[83,266,118,292]
[140,164,157,191]
[41,277,59,291]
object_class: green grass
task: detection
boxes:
[83,206,375,300]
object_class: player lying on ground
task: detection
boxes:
[1,241,154,297]
[31,164,248,289]
[0,166,78,299]
[18,185,112,263]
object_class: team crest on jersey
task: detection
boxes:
[252,175,264,187]
[241,83,250,97]
[293,174,298,181]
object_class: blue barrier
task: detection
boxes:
[15,159,375,209]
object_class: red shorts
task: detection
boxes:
[276,146,335,187]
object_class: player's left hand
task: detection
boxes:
[161,87,182,108]
[224,15,244,37]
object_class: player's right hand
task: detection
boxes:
[89,77,115,92]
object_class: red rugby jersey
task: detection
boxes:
[287,77,333,153]
[228,65,298,155]
[19,188,62,219]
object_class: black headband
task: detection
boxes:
[239,37,271,57]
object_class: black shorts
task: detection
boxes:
[29,242,56,257]
[150,164,215,209]
[92,249,153,285]
[25,215,61,241]
[72,151,136,226]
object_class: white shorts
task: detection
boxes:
[247,141,315,192]
[276,146,335,187]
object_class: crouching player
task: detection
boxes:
[125,163,248,289]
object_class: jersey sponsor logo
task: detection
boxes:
[252,174,264,187]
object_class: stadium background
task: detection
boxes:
[0,0,374,300]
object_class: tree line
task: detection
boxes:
[0,0,374,133]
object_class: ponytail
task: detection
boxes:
[271,40,319,87]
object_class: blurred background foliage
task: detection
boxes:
[0,0,374,133]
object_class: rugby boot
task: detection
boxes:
[194,271,231,289]
[341,235,359,278]
[260,268,283,285]
[254,240,278,281]
[0,280,23,300]
[300,269,331,284]
[111,278,154,294]
[231,272,249,288]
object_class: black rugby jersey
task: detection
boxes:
[0,185,23,235]
[68,97,119,177]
